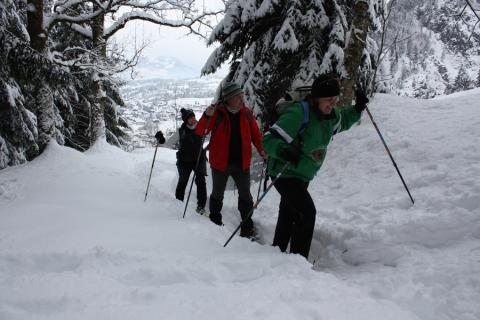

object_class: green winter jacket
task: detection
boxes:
[263,101,361,182]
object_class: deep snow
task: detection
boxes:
[1,90,480,320]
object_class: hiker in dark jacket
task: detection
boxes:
[196,82,267,238]
[263,74,369,259]
[175,108,207,215]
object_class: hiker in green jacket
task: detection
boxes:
[263,73,369,259]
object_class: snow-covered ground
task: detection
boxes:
[1,90,480,320]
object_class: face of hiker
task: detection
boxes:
[315,96,339,115]
[186,116,197,127]
[226,93,244,111]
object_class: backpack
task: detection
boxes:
[268,86,312,142]
[273,86,311,124]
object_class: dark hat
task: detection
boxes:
[311,74,341,98]
[221,82,244,101]
[180,108,195,122]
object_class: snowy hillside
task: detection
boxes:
[380,0,480,98]
[1,90,480,319]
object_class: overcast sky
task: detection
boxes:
[113,0,227,80]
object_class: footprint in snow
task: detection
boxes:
[122,267,189,287]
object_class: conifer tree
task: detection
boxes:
[202,0,380,120]
[453,64,473,92]
[476,68,480,87]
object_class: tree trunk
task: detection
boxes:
[27,0,55,151]
[89,7,106,145]
[27,0,47,52]
[340,0,370,107]
[35,85,55,151]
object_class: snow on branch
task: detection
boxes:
[45,0,120,30]
[103,8,222,40]
[272,18,299,51]
[45,0,222,42]
[70,23,93,38]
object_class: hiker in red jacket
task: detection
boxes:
[196,82,266,238]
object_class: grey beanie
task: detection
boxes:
[221,82,244,101]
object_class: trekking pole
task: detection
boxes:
[224,161,290,247]
[256,159,266,202]
[182,115,213,219]
[144,141,160,202]
[365,106,414,205]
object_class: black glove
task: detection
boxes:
[279,145,302,167]
[155,131,165,144]
[354,88,369,113]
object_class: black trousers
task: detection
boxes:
[175,161,207,208]
[272,177,316,259]
[209,163,253,228]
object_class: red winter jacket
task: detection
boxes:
[195,103,265,172]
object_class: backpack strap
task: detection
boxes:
[268,101,310,145]
[332,110,342,135]
[213,112,223,133]
[298,101,310,137]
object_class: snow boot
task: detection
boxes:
[238,198,256,239]
[209,197,223,226]
[196,206,208,216]
[240,223,257,240]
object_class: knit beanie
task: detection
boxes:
[311,74,341,98]
[180,108,195,122]
[221,82,244,101]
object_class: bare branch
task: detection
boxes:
[465,0,480,21]
[468,19,480,41]
[48,0,120,30]
[103,9,223,40]
[457,4,468,17]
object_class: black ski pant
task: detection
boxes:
[175,161,207,208]
[209,163,253,228]
[272,177,315,259]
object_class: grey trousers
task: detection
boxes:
[209,163,254,227]
[210,163,252,203]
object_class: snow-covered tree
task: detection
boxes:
[379,0,480,97]
[202,0,380,121]
[1,0,38,168]
[453,64,474,92]
[476,68,480,87]
[1,0,221,169]
[49,9,131,150]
